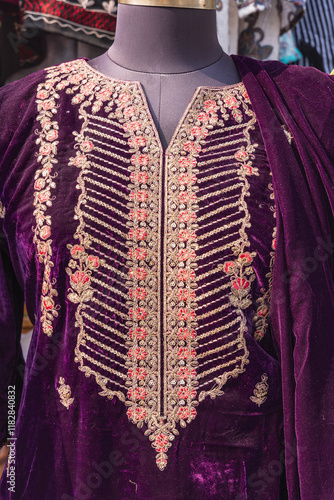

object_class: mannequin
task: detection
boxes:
[89,2,241,148]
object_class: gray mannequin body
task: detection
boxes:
[89,4,241,149]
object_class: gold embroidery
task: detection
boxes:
[250,373,269,406]
[253,182,276,342]
[0,200,5,219]
[33,66,63,336]
[57,377,74,409]
[282,125,293,144]
[54,60,273,471]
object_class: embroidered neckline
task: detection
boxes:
[37,60,276,471]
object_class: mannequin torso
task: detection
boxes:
[89,4,241,148]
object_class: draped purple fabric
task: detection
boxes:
[0,56,333,500]
[232,55,334,500]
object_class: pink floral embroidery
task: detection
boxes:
[127,367,147,380]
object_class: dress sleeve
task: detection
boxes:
[0,75,42,447]
[0,223,25,447]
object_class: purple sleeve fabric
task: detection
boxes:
[233,55,334,500]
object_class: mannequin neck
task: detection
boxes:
[107,4,223,74]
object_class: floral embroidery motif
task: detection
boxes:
[250,373,269,407]
[253,183,276,341]
[0,200,5,219]
[223,251,256,309]
[57,377,74,409]
[33,67,63,336]
[51,60,276,471]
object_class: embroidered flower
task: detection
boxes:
[71,271,90,285]
[224,95,238,109]
[37,89,49,100]
[184,141,201,153]
[38,242,48,256]
[177,289,195,301]
[177,309,196,321]
[128,287,147,300]
[128,136,146,148]
[72,155,86,167]
[257,307,269,318]
[190,126,207,138]
[155,434,169,452]
[72,94,84,105]
[124,121,141,132]
[81,82,95,95]
[40,225,51,240]
[232,277,250,292]
[131,154,150,166]
[128,327,147,340]
[178,406,197,420]
[178,192,196,204]
[223,260,235,274]
[80,140,94,152]
[68,73,84,84]
[128,347,147,360]
[128,387,147,401]
[178,249,195,262]
[88,255,99,268]
[46,130,58,142]
[43,297,54,310]
[204,99,217,112]
[178,173,197,185]
[178,230,195,242]
[129,267,147,280]
[129,307,147,320]
[34,178,45,191]
[128,228,147,241]
[96,88,112,101]
[130,171,149,184]
[178,367,196,379]
[178,157,197,169]
[119,93,131,104]
[179,210,196,223]
[234,149,248,161]
[178,347,195,359]
[70,245,84,256]
[130,209,148,221]
[239,252,253,264]
[123,106,136,118]
[127,367,147,380]
[177,328,196,340]
[127,406,146,422]
[42,99,55,111]
[177,269,195,281]
[39,144,53,156]
[130,190,148,202]
[197,112,210,123]
[178,387,196,400]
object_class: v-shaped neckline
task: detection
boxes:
[81,58,245,155]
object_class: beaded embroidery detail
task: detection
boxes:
[33,68,62,336]
[46,60,276,470]
[57,377,74,409]
[250,373,269,407]
[0,200,5,219]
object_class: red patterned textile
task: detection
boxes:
[22,0,117,48]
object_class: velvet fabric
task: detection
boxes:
[0,56,333,499]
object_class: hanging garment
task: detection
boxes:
[0,56,334,500]
[217,0,306,61]
[294,0,334,73]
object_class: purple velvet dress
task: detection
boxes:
[1,57,334,500]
